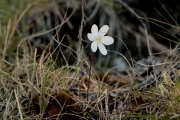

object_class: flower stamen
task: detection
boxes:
[97,37,101,41]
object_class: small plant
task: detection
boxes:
[86,24,114,101]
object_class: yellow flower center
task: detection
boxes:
[97,37,101,41]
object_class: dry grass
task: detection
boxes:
[0,0,180,120]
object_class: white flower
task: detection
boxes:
[87,24,114,55]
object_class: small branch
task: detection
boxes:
[87,51,93,101]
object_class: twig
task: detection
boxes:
[77,0,85,66]
[87,51,93,101]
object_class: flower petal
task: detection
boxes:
[99,25,109,37]
[87,33,96,41]
[97,42,107,55]
[101,36,114,45]
[91,41,98,52]
[91,24,98,37]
